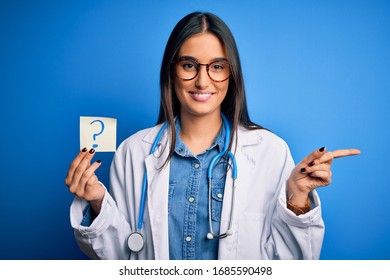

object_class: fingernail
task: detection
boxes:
[300,167,306,173]
[96,160,101,164]
[81,147,87,152]
[319,146,325,152]
[89,148,95,154]
[309,161,315,167]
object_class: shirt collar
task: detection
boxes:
[174,117,226,157]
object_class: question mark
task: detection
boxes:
[90,120,105,148]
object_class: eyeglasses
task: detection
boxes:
[173,57,230,82]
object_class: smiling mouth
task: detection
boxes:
[189,91,214,102]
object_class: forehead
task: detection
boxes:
[178,32,227,59]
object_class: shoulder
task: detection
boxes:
[237,126,289,150]
[236,125,293,167]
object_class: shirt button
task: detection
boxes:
[217,193,223,199]
[188,197,195,203]
[185,236,192,242]
[194,163,200,169]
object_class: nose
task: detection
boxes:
[195,65,210,89]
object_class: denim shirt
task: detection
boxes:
[168,118,227,260]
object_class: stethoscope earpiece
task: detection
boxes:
[207,233,214,239]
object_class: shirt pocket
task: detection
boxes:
[211,182,225,222]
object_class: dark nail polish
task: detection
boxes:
[300,167,306,173]
[96,160,101,164]
[309,161,315,167]
[89,148,95,154]
[319,146,325,152]
[81,147,87,152]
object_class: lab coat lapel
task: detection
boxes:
[143,125,171,260]
[218,127,262,259]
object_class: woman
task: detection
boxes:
[65,12,360,260]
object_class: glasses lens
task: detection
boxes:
[208,61,230,82]
[175,60,199,80]
[175,59,230,82]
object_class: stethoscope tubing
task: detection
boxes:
[207,151,237,239]
[130,114,237,253]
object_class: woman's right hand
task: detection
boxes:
[64,147,105,215]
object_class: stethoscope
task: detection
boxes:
[127,113,238,253]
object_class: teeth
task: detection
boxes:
[189,91,213,102]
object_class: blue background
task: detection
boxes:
[1,0,389,260]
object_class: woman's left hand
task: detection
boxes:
[287,146,360,207]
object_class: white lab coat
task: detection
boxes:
[70,124,325,260]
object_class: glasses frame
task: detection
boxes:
[172,57,231,83]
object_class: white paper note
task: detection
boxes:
[80,116,117,152]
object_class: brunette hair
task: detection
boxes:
[157,12,263,164]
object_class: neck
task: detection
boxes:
[179,111,222,156]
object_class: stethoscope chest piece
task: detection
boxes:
[127,232,145,253]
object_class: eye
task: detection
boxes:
[179,60,198,71]
[210,62,228,72]
[212,64,224,70]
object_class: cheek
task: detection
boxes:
[174,80,184,95]
[174,78,193,96]
[217,81,229,96]
[173,80,189,104]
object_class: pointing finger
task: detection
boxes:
[332,149,361,159]
[315,148,361,164]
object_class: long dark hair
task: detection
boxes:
[157,12,263,164]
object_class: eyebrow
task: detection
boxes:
[176,56,229,63]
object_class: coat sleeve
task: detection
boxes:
[263,142,325,260]
[69,145,132,260]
